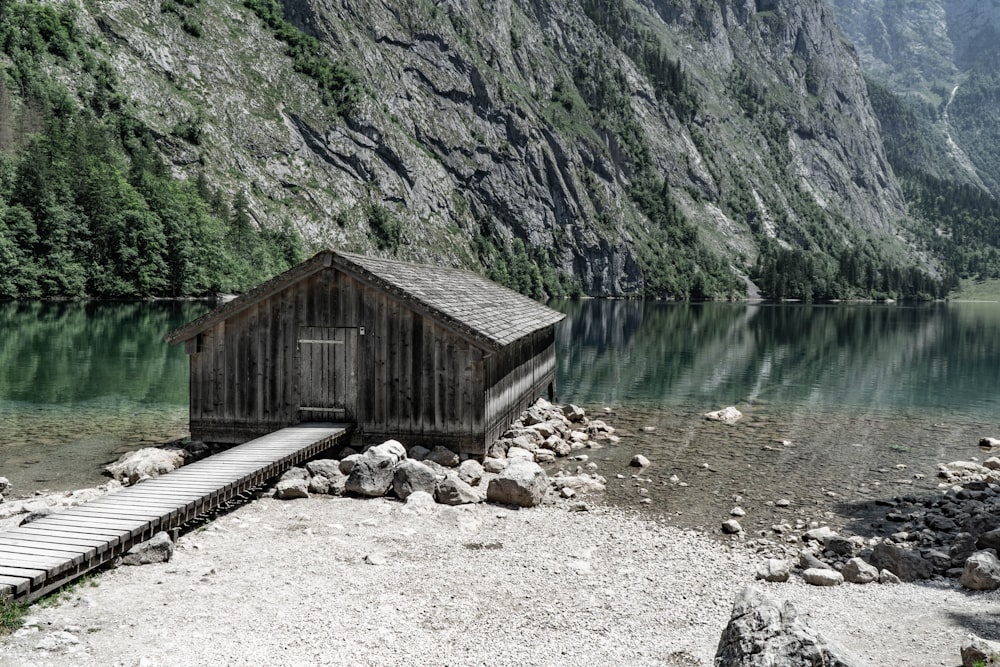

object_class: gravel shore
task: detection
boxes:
[2,493,997,667]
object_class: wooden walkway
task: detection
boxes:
[0,423,350,602]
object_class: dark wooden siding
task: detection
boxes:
[188,267,492,454]
[483,327,557,445]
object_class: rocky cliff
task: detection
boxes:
[57,0,936,297]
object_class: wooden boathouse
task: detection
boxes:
[165,250,565,457]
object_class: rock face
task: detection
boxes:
[715,586,859,667]
[50,0,934,298]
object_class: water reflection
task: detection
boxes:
[553,300,1000,421]
[0,301,211,493]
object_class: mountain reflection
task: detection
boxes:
[551,300,1000,421]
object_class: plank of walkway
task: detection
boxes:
[0,423,349,601]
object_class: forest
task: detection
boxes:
[0,2,303,299]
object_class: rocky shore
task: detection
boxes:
[2,403,1000,665]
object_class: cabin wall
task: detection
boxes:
[483,327,557,446]
[187,268,487,451]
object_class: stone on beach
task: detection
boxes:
[121,531,174,566]
[486,459,548,507]
[960,551,1000,591]
[704,406,743,425]
[105,448,186,485]
[802,568,843,586]
[756,558,791,582]
[715,586,859,667]
[842,557,879,584]
[869,541,932,582]
[345,452,397,497]
[392,459,439,500]
[629,454,650,468]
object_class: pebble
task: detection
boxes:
[775,498,791,507]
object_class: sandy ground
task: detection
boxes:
[1,492,998,667]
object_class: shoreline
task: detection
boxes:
[0,490,995,666]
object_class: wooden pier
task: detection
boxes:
[0,423,350,602]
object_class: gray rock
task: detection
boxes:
[952,532,980,566]
[802,568,843,586]
[105,447,185,485]
[869,541,933,581]
[715,586,859,667]
[541,435,571,457]
[564,404,586,422]
[486,459,548,507]
[980,437,1000,450]
[339,454,361,475]
[482,457,506,474]
[403,490,436,514]
[704,406,742,425]
[121,531,174,566]
[977,528,1000,551]
[274,477,309,499]
[435,474,482,505]
[307,475,331,495]
[506,446,534,460]
[879,569,902,584]
[923,549,952,574]
[961,636,1000,667]
[842,557,879,584]
[367,439,406,463]
[457,459,485,486]
[756,559,792,583]
[344,453,396,497]
[407,445,432,461]
[392,459,439,500]
[279,466,309,482]
[19,507,52,526]
[533,448,556,464]
[799,550,833,571]
[722,519,743,535]
[0,476,10,494]
[305,459,341,479]
[552,474,607,495]
[961,550,1000,591]
[825,534,855,556]
[803,526,836,543]
[424,445,460,467]
[34,630,81,651]
[630,454,650,468]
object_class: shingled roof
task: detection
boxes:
[165,250,565,350]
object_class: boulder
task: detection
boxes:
[339,454,361,475]
[279,467,308,482]
[307,475,331,495]
[704,406,743,425]
[424,445,460,467]
[961,636,1000,667]
[0,476,10,495]
[486,459,548,507]
[552,474,607,495]
[482,457,507,474]
[274,478,309,499]
[842,557,879,584]
[403,490,436,514]
[722,519,743,535]
[980,437,1000,450]
[869,541,933,581]
[756,559,792,583]
[506,446,534,461]
[715,586,859,667]
[367,440,406,463]
[121,532,174,566]
[802,568,843,586]
[344,453,396,497]
[564,404,586,422]
[457,459,485,486]
[541,435,571,457]
[630,454,650,468]
[435,474,482,505]
[879,569,902,584]
[961,551,1000,591]
[305,459,341,479]
[407,445,432,461]
[105,448,185,485]
[392,459,439,500]
[977,528,1000,551]
[533,448,556,464]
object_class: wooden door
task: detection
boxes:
[297,326,359,422]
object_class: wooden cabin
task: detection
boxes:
[165,250,566,457]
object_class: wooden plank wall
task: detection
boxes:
[187,268,488,451]
[483,328,557,446]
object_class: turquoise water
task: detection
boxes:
[1,299,998,530]
[552,300,1000,422]
[0,301,210,493]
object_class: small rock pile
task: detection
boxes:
[272,399,609,509]
[104,440,217,485]
[745,452,1000,592]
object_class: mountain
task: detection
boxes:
[828,0,1000,282]
[0,0,948,299]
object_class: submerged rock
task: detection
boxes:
[704,407,743,425]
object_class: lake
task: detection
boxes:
[1,299,998,533]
